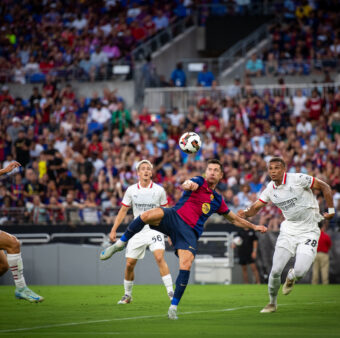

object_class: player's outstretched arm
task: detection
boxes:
[109,205,130,242]
[181,180,199,191]
[223,211,267,233]
[237,200,266,218]
[0,161,21,177]
[311,178,335,220]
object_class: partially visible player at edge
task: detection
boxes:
[102,160,174,303]
[237,157,335,313]
[0,161,44,302]
[100,159,267,319]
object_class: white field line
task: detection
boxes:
[0,301,336,333]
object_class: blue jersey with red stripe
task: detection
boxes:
[173,176,230,237]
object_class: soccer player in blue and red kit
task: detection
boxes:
[101,159,267,319]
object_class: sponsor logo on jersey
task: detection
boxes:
[202,203,210,214]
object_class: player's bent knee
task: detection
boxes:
[126,259,137,271]
[270,268,282,278]
[7,236,20,253]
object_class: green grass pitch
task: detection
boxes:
[0,284,339,337]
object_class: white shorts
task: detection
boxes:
[125,229,165,260]
[276,230,320,259]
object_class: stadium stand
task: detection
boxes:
[0,0,339,284]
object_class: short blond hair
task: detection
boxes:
[136,160,153,171]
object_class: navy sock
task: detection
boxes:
[120,216,145,242]
[171,270,190,306]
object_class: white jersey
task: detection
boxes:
[121,181,167,233]
[259,172,323,236]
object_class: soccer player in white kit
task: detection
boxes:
[0,161,44,302]
[238,157,335,313]
[100,160,174,304]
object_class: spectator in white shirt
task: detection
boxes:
[296,115,312,134]
[71,14,88,31]
[168,107,184,127]
[90,47,108,68]
[90,102,111,125]
[291,89,307,118]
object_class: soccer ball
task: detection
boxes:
[232,236,243,246]
[179,132,202,154]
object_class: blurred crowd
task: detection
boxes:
[247,0,340,77]
[0,77,339,229]
[0,0,193,83]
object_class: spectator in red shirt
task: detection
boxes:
[131,21,147,42]
[88,133,103,155]
[312,223,332,284]
[139,107,152,125]
[306,89,323,120]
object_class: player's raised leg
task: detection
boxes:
[100,208,165,260]
[0,231,44,303]
[261,246,292,313]
[153,249,174,299]
[168,249,194,320]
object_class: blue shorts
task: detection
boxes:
[150,208,198,256]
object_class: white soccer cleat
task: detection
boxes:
[117,294,132,304]
[260,303,277,313]
[282,268,295,295]
[168,291,174,301]
[100,243,125,260]
[168,306,178,320]
[15,287,44,303]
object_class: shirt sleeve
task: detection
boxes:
[159,187,168,206]
[190,176,205,187]
[259,186,271,204]
[121,187,132,207]
[296,173,315,189]
[217,198,230,215]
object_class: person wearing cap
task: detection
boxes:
[6,117,24,144]
[101,159,174,304]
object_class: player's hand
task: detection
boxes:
[323,212,335,220]
[167,236,173,246]
[109,230,117,242]
[182,180,199,191]
[251,251,257,260]
[254,225,267,233]
[7,161,21,171]
[237,209,246,219]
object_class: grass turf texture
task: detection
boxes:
[0,285,339,337]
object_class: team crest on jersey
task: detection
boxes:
[202,203,210,214]
[210,194,214,201]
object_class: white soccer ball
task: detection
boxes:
[179,132,202,154]
[233,236,243,246]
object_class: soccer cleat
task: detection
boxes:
[100,243,125,260]
[168,306,178,320]
[260,303,277,313]
[168,291,174,301]
[282,269,295,295]
[15,287,44,303]
[117,294,132,304]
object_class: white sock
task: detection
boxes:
[170,304,177,310]
[7,253,26,289]
[116,240,126,248]
[288,269,296,281]
[268,274,280,306]
[124,279,134,297]
[162,274,174,294]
